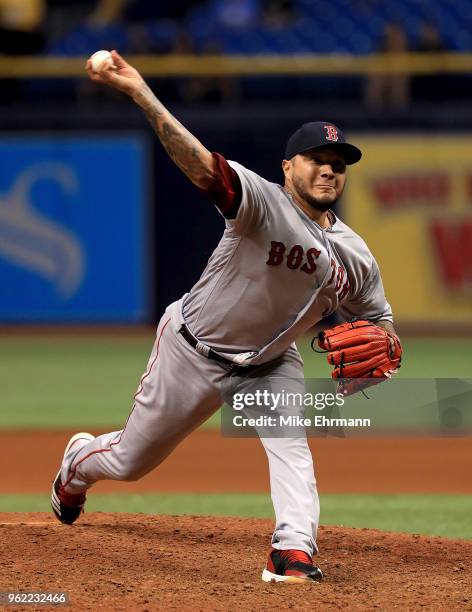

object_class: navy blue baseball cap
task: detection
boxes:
[285,121,362,165]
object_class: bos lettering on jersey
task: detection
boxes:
[327,256,350,301]
[266,240,350,301]
[266,241,320,274]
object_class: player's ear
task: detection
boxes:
[282,158,291,179]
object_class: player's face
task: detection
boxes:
[283,148,347,212]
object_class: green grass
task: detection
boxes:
[319,494,472,539]
[1,493,471,540]
[0,334,471,429]
[0,336,151,429]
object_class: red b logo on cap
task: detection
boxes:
[324,125,338,142]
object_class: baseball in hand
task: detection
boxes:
[90,50,115,72]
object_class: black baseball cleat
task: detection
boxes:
[262,548,324,583]
[51,432,94,525]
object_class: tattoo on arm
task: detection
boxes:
[133,83,215,188]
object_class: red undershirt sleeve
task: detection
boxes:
[200,152,242,219]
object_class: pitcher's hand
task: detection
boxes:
[86,50,144,97]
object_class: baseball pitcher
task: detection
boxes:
[51,51,402,583]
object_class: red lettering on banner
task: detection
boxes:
[372,173,450,210]
[430,220,472,290]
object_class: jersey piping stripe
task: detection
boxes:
[132,318,171,403]
[62,317,171,490]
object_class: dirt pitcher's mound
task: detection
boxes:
[1,514,471,611]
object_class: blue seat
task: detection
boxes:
[146,19,181,53]
[187,0,468,56]
[47,24,128,56]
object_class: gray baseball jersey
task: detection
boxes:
[183,160,392,363]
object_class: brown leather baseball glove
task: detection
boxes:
[315,320,402,396]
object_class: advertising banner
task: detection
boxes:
[0,136,149,322]
[344,135,472,324]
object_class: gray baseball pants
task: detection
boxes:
[61,303,320,556]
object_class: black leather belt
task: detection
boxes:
[179,324,234,367]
